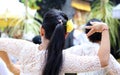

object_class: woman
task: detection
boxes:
[0,9,110,75]
[83,19,120,75]
[65,18,120,75]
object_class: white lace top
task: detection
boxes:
[0,38,102,75]
[64,42,120,75]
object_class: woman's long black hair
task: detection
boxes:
[42,9,68,75]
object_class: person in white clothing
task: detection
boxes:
[64,29,89,49]
[0,9,110,75]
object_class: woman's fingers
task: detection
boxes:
[85,26,93,29]
[86,22,108,37]
[90,22,96,25]
[86,29,95,37]
[85,26,95,37]
[90,21,102,25]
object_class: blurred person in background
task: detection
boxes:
[64,22,89,49]
[32,35,41,44]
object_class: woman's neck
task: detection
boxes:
[38,37,49,50]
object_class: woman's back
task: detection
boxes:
[0,38,101,75]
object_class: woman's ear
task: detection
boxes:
[40,27,45,36]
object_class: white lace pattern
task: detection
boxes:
[0,38,102,75]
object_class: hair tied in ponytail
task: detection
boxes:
[66,19,74,33]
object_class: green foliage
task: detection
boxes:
[88,0,120,48]
[2,0,42,39]
[7,14,41,39]
[21,0,42,9]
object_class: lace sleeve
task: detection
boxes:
[64,45,120,74]
[62,52,101,73]
[64,43,99,56]
[107,54,120,74]
[0,38,33,58]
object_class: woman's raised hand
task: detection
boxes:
[86,22,108,37]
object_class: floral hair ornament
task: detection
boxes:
[66,19,74,33]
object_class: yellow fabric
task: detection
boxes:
[71,0,91,12]
[66,19,74,33]
[0,18,20,27]
[0,13,22,27]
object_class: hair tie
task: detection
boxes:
[58,19,63,25]
[66,19,74,32]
